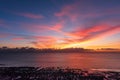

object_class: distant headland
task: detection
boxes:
[0,46,120,53]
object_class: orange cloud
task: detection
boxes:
[30,36,59,48]
[59,25,120,48]
[26,22,119,49]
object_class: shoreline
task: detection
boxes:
[0,67,120,80]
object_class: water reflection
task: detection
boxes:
[0,53,120,69]
[36,53,120,69]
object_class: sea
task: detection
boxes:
[0,52,120,70]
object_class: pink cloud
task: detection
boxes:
[34,36,58,42]
[46,20,64,32]
[55,1,120,22]
[19,20,65,34]
[93,25,120,40]
[54,3,79,21]
[18,22,48,33]
[31,25,119,48]
[61,25,120,45]
[68,24,110,38]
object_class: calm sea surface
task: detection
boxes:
[0,53,120,69]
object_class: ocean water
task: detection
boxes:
[0,53,120,69]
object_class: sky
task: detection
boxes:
[0,0,120,49]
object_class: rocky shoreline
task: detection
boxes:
[0,67,120,80]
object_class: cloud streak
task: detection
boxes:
[55,3,79,21]
[55,1,120,22]
[31,25,120,48]
[14,12,44,19]
[61,25,120,48]
[0,0,120,49]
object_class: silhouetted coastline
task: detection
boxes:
[0,46,120,53]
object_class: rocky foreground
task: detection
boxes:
[0,67,120,80]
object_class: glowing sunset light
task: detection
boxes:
[0,0,120,49]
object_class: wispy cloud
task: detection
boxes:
[54,3,79,21]
[0,32,58,48]
[0,0,120,48]
[0,24,120,48]
[46,20,64,32]
[63,25,120,44]
[30,36,59,48]
[29,24,120,48]
[14,12,44,19]
[18,20,65,34]
[55,1,120,22]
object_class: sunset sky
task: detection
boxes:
[0,0,120,49]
